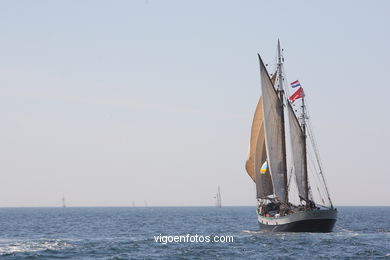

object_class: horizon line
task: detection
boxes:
[0,205,389,208]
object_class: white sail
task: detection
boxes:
[287,102,308,200]
[259,55,287,202]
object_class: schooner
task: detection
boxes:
[245,40,337,232]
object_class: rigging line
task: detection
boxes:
[309,161,323,198]
[276,49,331,206]
[310,174,326,205]
[307,123,324,172]
[306,138,325,187]
[280,69,293,104]
[280,62,300,104]
[306,145,327,198]
[303,100,323,169]
[307,156,320,191]
[287,167,293,191]
[308,160,327,204]
[285,92,329,204]
[307,151,330,205]
[307,141,321,175]
[281,66,304,204]
[301,97,333,207]
[306,120,333,206]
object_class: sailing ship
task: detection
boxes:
[62,195,66,208]
[215,186,222,208]
[245,40,337,232]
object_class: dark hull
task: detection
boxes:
[259,218,336,232]
[258,209,337,233]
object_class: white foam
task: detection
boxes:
[241,230,262,234]
[0,239,72,255]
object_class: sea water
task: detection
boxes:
[0,206,388,259]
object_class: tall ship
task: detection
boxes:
[245,40,337,232]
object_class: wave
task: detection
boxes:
[0,239,72,256]
[241,230,263,234]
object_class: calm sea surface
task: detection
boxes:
[0,206,388,259]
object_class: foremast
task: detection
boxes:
[276,40,289,204]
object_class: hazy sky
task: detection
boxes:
[0,0,389,207]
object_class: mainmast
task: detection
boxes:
[276,40,288,204]
[301,91,309,202]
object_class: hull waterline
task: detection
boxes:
[258,209,337,232]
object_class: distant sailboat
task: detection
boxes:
[215,186,222,208]
[245,40,337,232]
[62,195,66,208]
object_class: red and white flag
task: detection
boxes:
[289,87,303,103]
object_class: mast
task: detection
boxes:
[301,90,309,202]
[276,40,288,203]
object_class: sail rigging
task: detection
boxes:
[245,96,274,198]
[245,97,265,182]
[254,114,274,198]
[245,41,333,209]
[287,101,308,201]
[258,54,288,203]
[245,41,337,233]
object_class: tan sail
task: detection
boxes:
[245,96,274,197]
[245,97,264,182]
[254,119,274,198]
[259,55,287,202]
[245,73,277,181]
[287,102,308,200]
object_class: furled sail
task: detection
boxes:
[258,55,287,202]
[287,102,308,200]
